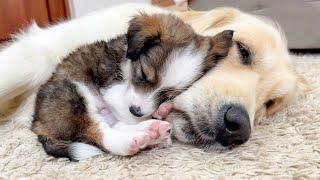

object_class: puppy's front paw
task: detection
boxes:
[128,133,150,155]
[152,102,173,119]
[135,119,172,148]
[147,120,172,147]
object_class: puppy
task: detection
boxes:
[31,13,233,161]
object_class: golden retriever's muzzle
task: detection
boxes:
[215,104,251,146]
[167,102,251,146]
[168,101,252,147]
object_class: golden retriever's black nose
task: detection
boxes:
[216,104,251,146]
[129,105,143,117]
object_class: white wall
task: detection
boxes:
[69,0,151,18]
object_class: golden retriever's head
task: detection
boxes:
[168,8,310,146]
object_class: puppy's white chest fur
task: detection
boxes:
[101,82,138,124]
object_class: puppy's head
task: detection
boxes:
[124,13,233,119]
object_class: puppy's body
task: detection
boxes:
[32,37,126,159]
[31,13,233,161]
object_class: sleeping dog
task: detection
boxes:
[31,13,233,161]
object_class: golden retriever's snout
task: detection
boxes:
[216,104,251,146]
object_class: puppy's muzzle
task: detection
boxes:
[216,104,251,146]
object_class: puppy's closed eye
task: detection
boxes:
[133,60,157,89]
[135,65,149,83]
[135,62,156,84]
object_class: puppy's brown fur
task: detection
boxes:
[32,37,126,157]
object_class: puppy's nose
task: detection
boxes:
[216,104,251,146]
[129,105,143,117]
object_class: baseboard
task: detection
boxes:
[290,49,320,55]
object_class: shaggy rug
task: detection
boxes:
[0,55,319,179]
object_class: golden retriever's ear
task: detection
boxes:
[263,69,318,116]
[177,8,240,33]
[174,10,205,21]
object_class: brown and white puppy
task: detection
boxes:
[32,13,233,161]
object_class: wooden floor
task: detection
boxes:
[0,40,5,48]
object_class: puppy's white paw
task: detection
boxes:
[144,120,172,147]
[128,133,150,155]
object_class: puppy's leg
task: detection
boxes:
[75,82,151,155]
[113,120,172,147]
[151,102,173,120]
[35,117,151,160]
[95,120,151,156]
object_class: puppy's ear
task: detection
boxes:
[203,30,234,72]
[126,14,161,61]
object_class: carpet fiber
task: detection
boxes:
[0,55,319,179]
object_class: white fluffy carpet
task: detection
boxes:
[0,55,319,179]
